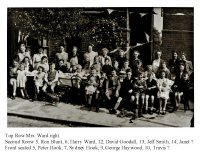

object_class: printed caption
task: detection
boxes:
[4,133,194,151]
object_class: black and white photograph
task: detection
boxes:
[7,7,194,127]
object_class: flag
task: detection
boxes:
[144,32,150,42]
[107,9,114,14]
[139,13,147,17]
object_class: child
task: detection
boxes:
[37,56,49,72]
[9,60,19,99]
[111,69,134,114]
[99,48,111,66]
[157,71,174,115]
[91,56,102,76]
[105,69,121,111]
[22,56,33,72]
[85,68,99,110]
[130,50,144,79]
[145,72,158,114]
[157,61,170,79]
[57,59,70,73]
[133,71,147,117]
[174,72,191,111]
[102,57,113,77]
[121,59,131,72]
[42,63,58,93]
[32,47,47,69]
[34,66,45,100]
[16,64,29,99]
[82,53,91,76]
[144,65,156,80]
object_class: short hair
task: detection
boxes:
[18,42,26,47]
[126,68,132,73]
[37,66,44,71]
[58,59,64,63]
[41,56,47,60]
[76,64,82,69]
[133,50,140,55]
[102,48,109,53]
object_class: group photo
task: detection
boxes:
[7,7,194,127]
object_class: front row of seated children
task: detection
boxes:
[9,59,192,119]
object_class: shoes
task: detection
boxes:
[109,109,117,114]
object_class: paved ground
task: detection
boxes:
[7,97,193,127]
[8,116,72,127]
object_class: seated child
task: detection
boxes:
[9,60,19,99]
[57,59,71,73]
[36,56,49,72]
[145,72,158,114]
[85,68,99,110]
[157,71,174,115]
[174,72,192,111]
[105,69,121,110]
[42,63,58,93]
[34,66,45,100]
[133,71,147,117]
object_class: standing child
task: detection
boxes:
[133,71,147,117]
[42,63,58,94]
[16,64,29,99]
[9,60,19,99]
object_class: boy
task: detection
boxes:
[42,63,58,93]
[105,69,121,111]
[133,71,147,117]
[102,57,112,77]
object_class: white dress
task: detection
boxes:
[157,78,174,99]
[17,70,27,88]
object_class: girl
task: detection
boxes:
[157,71,174,115]
[34,66,46,99]
[16,64,29,99]
[9,60,19,99]
[37,56,49,73]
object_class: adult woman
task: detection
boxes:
[152,51,164,73]
[180,52,193,76]
[32,47,47,69]
[16,42,32,64]
[69,46,79,66]
[84,43,98,67]
[55,43,68,65]
[168,51,180,80]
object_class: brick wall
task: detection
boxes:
[161,8,193,63]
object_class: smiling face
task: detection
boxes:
[13,60,19,68]
[19,44,26,53]
[60,46,65,52]
[72,46,77,55]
